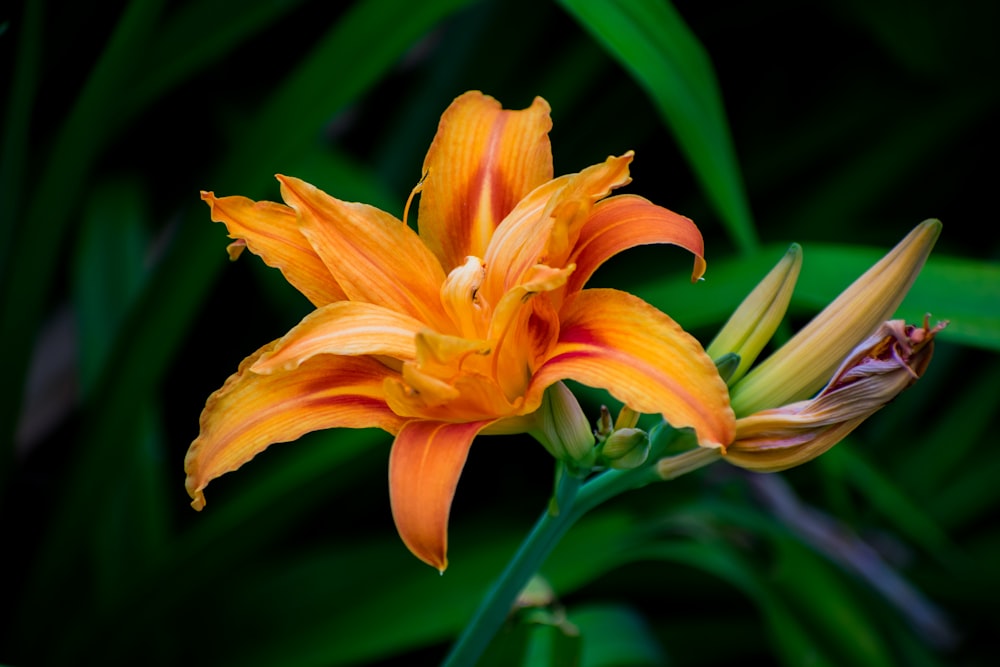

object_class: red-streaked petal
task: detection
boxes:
[530,289,734,448]
[388,419,494,571]
[184,344,403,511]
[567,194,706,294]
[277,176,449,328]
[481,154,633,307]
[418,92,553,272]
[487,265,570,400]
[202,192,346,306]
[251,301,424,373]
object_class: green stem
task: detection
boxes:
[440,465,580,667]
[441,423,706,666]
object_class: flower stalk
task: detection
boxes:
[441,421,712,666]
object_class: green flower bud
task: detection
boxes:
[601,427,650,470]
[533,382,596,465]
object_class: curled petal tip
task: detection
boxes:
[185,472,207,511]
[690,255,707,283]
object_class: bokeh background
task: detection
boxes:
[2,0,998,665]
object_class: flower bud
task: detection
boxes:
[731,220,941,416]
[707,243,802,385]
[533,381,596,465]
[723,317,946,472]
[601,427,650,470]
[595,405,614,440]
[613,405,641,430]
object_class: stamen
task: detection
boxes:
[403,171,428,228]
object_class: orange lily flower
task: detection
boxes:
[185,91,735,570]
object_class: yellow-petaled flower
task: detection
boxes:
[184,91,735,571]
[725,317,946,471]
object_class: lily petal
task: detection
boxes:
[202,192,345,306]
[418,91,553,272]
[488,265,569,399]
[566,194,707,294]
[440,256,489,339]
[482,154,633,306]
[185,345,403,511]
[389,419,495,571]
[251,301,424,373]
[277,175,449,328]
[384,370,520,423]
[531,289,735,449]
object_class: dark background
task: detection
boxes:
[2,0,997,665]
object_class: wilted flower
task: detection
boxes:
[725,317,946,471]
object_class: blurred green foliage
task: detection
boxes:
[2,0,998,665]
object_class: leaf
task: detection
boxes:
[793,244,1000,352]
[632,539,841,667]
[633,242,1000,352]
[892,355,1000,530]
[523,623,583,667]
[0,0,166,481]
[823,447,961,567]
[570,604,665,667]
[13,2,477,656]
[769,535,896,667]
[557,0,758,253]
[122,0,313,117]
[0,0,43,278]
[71,178,150,397]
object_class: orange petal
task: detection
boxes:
[440,256,489,340]
[251,301,424,373]
[276,176,449,328]
[202,192,346,306]
[184,345,403,511]
[481,154,633,307]
[566,194,706,294]
[388,419,494,571]
[531,289,734,449]
[384,371,519,423]
[487,265,570,399]
[418,92,554,272]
